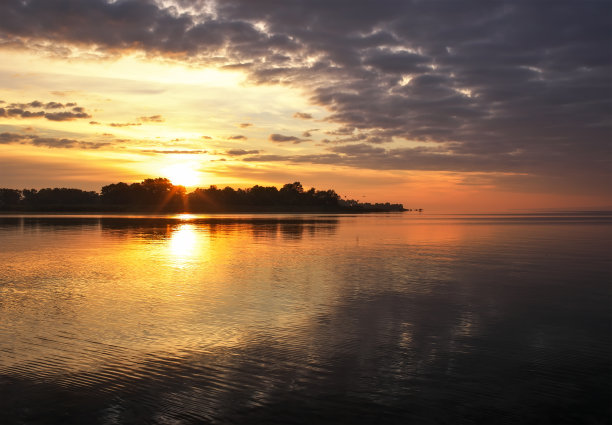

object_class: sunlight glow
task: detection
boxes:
[174,213,197,220]
[169,224,198,261]
[162,163,201,187]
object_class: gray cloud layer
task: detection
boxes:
[0,0,609,192]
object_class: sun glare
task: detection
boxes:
[168,223,206,268]
[162,163,201,187]
[169,224,198,259]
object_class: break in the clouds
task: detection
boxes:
[0,0,609,191]
[0,132,110,149]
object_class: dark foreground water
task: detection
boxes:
[0,213,610,424]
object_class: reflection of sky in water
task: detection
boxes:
[0,214,610,424]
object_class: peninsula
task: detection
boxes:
[0,178,409,213]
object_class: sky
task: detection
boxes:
[0,0,610,212]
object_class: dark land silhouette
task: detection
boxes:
[0,178,410,213]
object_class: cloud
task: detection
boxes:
[44,111,92,121]
[139,115,164,123]
[0,100,92,121]
[325,126,355,136]
[242,142,589,177]
[141,149,207,154]
[228,134,247,140]
[363,50,429,74]
[244,153,341,164]
[5,101,76,109]
[302,129,319,138]
[0,0,609,194]
[0,132,110,149]
[50,91,77,97]
[293,112,313,120]
[238,122,253,128]
[109,122,141,127]
[225,149,260,156]
[1,108,44,119]
[43,101,66,109]
[269,133,307,144]
[201,135,212,139]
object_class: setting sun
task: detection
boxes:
[162,164,201,187]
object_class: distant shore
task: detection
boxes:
[0,209,407,215]
[0,178,414,214]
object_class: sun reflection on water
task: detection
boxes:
[168,223,201,267]
[174,213,197,220]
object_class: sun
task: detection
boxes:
[162,163,201,187]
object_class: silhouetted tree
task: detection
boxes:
[19,188,99,211]
[0,189,21,211]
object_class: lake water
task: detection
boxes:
[0,213,610,424]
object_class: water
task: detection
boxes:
[0,213,610,424]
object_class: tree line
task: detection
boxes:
[0,178,407,212]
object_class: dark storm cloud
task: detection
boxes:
[363,50,430,74]
[0,0,609,191]
[0,132,110,149]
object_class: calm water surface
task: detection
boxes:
[0,213,610,424]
